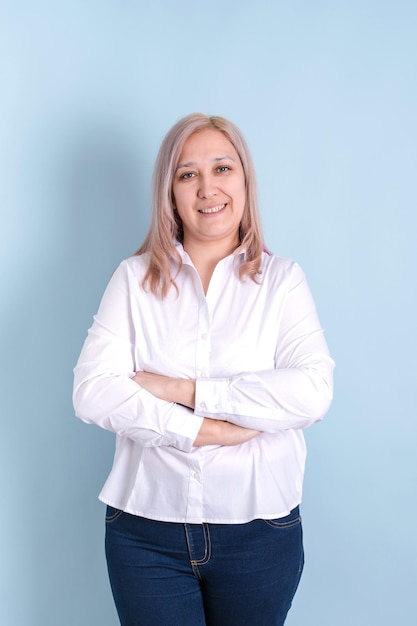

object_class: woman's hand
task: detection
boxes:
[132,371,195,409]
[194,419,261,447]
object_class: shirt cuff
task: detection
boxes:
[165,404,204,452]
[194,378,229,416]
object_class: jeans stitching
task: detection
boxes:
[262,515,302,529]
[184,523,212,580]
[192,524,211,565]
[105,507,124,523]
[184,524,200,581]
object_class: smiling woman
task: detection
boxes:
[73,113,335,626]
[137,113,264,298]
[172,129,247,291]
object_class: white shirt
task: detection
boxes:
[73,243,334,523]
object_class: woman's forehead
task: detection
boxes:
[177,129,238,162]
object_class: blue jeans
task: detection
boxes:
[105,506,304,626]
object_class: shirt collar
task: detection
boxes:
[174,240,247,265]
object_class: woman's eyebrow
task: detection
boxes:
[213,155,236,162]
[176,156,236,171]
[176,161,196,170]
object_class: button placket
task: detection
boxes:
[195,300,210,384]
[186,448,204,521]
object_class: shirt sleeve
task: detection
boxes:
[73,261,203,452]
[194,262,335,431]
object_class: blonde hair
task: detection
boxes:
[136,113,264,297]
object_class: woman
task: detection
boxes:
[73,113,334,626]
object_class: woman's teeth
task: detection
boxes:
[199,204,226,214]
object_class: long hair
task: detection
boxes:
[136,113,264,297]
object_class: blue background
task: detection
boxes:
[1,1,416,624]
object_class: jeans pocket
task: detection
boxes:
[262,506,301,529]
[105,506,124,524]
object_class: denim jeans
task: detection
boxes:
[105,506,304,626]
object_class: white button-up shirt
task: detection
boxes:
[73,243,334,523]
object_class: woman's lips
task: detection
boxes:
[198,203,226,214]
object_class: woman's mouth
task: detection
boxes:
[198,204,226,214]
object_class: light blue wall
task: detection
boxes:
[1,1,416,624]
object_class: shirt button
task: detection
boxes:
[192,472,200,481]
[201,333,208,340]
[200,402,207,409]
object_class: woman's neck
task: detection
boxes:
[183,235,240,294]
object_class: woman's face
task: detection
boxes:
[172,129,246,249]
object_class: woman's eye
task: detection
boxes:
[217,166,230,173]
[180,172,195,180]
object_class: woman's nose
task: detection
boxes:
[197,174,218,199]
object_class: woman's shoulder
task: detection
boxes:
[259,250,307,288]
[107,253,150,287]
[117,251,150,272]
[261,249,299,273]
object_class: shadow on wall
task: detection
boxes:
[2,122,150,626]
